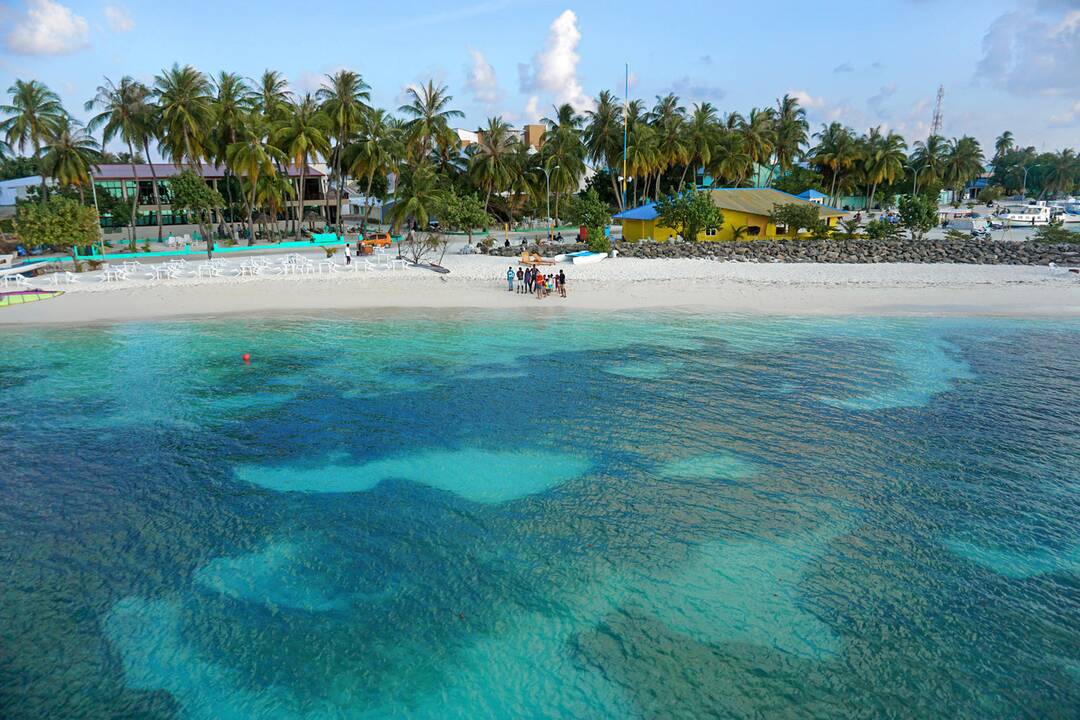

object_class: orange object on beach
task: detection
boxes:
[365,232,393,247]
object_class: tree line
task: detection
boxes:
[2,65,1078,246]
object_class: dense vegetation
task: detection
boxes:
[2,67,1078,246]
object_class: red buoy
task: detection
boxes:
[242,353,251,364]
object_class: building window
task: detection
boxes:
[747,226,761,236]
[95,181,124,199]
[775,224,787,235]
[705,227,717,237]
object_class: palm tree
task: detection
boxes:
[810,122,861,205]
[770,94,808,186]
[226,122,287,243]
[253,70,291,123]
[41,116,101,203]
[254,173,296,239]
[943,136,985,203]
[468,117,517,214]
[344,106,396,234]
[683,102,719,191]
[0,79,66,201]
[398,80,463,164]
[584,90,625,208]
[210,72,253,232]
[706,131,751,188]
[625,122,658,204]
[541,103,586,219]
[910,134,948,189]
[317,70,370,233]
[863,128,907,210]
[993,131,1014,162]
[387,162,448,232]
[648,93,688,199]
[275,93,330,238]
[154,64,213,174]
[1043,148,1077,197]
[739,108,776,187]
[86,75,153,234]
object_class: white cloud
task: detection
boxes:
[519,9,594,112]
[465,48,500,106]
[1049,99,1080,126]
[523,95,541,123]
[4,0,89,55]
[104,4,133,32]
[788,89,826,109]
[976,1,1080,96]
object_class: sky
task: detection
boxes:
[0,0,1078,155]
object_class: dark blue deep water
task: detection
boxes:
[2,311,1079,719]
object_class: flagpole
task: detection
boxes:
[622,63,629,211]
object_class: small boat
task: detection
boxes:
[568,251,606,265]
[408,262,450,274]
[995,201,1052,227]
[0,289,63,308]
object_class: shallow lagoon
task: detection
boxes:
[2,311,1080,718]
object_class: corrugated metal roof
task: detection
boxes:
[614,189,845,222]
[709,188,846,217]
[91,163,324,180]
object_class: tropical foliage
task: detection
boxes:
[14,195,100,248]
[3,68,1078,250]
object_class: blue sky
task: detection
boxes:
[1,0,1078,154]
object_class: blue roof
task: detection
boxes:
[613,201,659,221]
[796,189,828,199]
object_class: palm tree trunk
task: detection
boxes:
[828,171,838,208]
[127,141,139,242]
[334,138,345,235]
[296,165,306,239]
[35,144,47,202]
[608,166,623,210]
[247,185,257,246]
[678,163,690,191]
[868,182,878,211]
[143,140,164,241]
[362,169,375,235]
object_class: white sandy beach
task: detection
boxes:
[2,252,1080,325]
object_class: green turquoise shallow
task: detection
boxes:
[2,310,1079,718]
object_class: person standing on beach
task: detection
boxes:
[558,269,566,298]
[506,266,515,292]
[516,266,524,293]
[206,237,213,260]
[343,242,352,266]
[525,267,533,294]
[534,271,544,299]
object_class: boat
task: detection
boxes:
[994,201,1052,227]
[567,251,606,265]
[0,289,63,308]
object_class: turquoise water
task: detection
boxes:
[2,310,1080,718]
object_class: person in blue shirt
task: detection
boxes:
[506,266,515,291]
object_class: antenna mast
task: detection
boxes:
[930,85,944,137]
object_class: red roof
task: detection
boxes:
[92,163,324,180]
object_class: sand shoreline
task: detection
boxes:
[3,256,1079,326]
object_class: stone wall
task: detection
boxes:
[611,239,1080,266]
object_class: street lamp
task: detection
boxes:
[905,163,923,196]
[542,163,559,242]
[1021,163,1043,197]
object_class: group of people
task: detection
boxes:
[506,265,567,299]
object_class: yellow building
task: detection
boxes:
[613,188,845,241]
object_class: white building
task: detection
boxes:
[0,175,50,207]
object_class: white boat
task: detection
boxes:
[994,201,1052,227]
[1048,199,1080,223]
[566,251,605,265]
